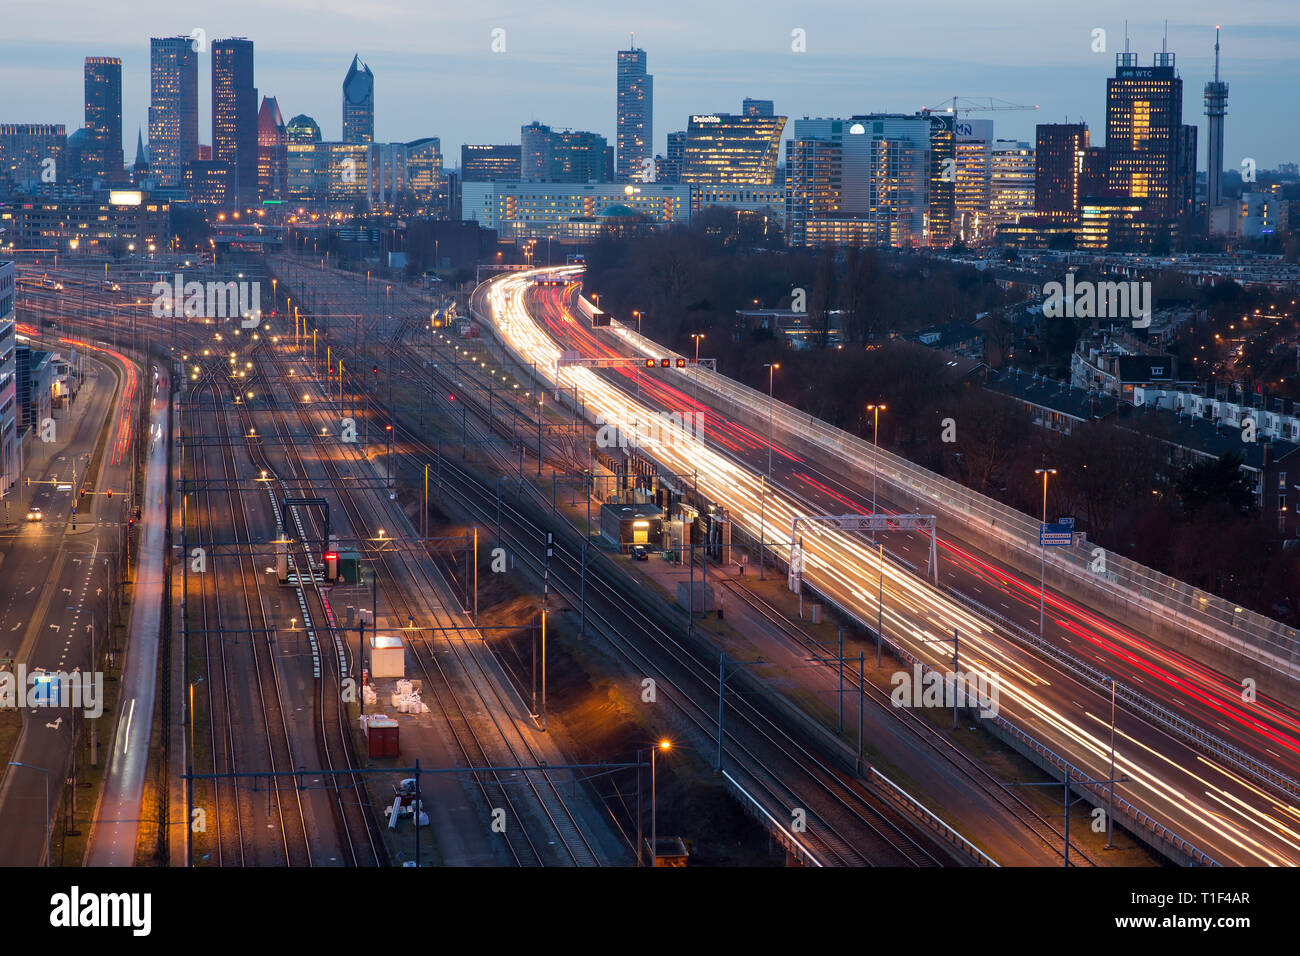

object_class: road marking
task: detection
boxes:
[122,698,136,754]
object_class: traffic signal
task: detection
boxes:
[372,365,379,376]
[675,358,687,368]
[80,489,86,499]
[644,359,656,369]
[660,358,671,368]
[106,489,112,498]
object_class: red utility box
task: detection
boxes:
[366,716,399,758]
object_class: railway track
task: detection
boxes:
[251,340,607,866]
[185,371,312,866]
[266,277,955,866]
[719,578,1097,866]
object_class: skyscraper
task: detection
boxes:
[257,96,288,202]
[681,112,787,185]
[1104,44,1195,223]
[343,55,374,144]
[954,119,993,242]
[1204,27,1229,225]
[1034,123,1090,221]
[149,37,198,188]
[84,57,124,182]
[521,122,553,181]
[460,144,521,182]
[786,115,953,248]
[550,130,608,183]
[616,44,652,182]
[0,125,66,186]
[989,140,1036,225]
[742,98,775,118]
[212,38,258,205]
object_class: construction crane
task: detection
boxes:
[922,96,1039,116]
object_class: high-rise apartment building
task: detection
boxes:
[212,38,258,205]
[343,55,374,144]
[0,124,66,186]
[681,111,786,185]
[616,45,652,182]
[149,37,198,188]
[84,57,124,182]
[257,96,288,202]
[1034,123,1090,221]
[461,144,521,182]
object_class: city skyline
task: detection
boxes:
[1,5,1298,169]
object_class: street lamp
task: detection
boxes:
[691,333,705,364]
[639,739,671,866]
[763,363,780,478]
[1034,467,1057,636]
[865,403,887,531]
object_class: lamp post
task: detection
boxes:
[7,761,50,866]
[690,333,705,413]
[865,403,886,539]
[763,363,780,479]
[1034,467,1057,636]
[638,739,671,866]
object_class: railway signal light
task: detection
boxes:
[324,551,339,581]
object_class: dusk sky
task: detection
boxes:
[3,0,1297,168]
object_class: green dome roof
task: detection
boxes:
[599,203,638,218]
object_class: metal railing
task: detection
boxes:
[868,767,998,867]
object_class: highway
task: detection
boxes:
[0,332,138,866]
[84,363,170,865]
[471,267,1300,867]
[269,254,991,865]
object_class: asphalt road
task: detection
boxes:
[0,346,134,866]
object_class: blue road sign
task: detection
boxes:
[1040,521,1073,547]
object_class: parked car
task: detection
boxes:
[631,545,649,561]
